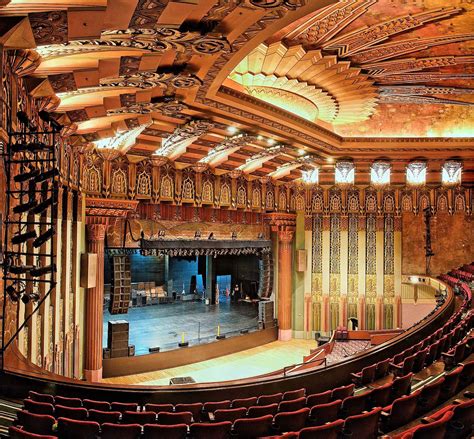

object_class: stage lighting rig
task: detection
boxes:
[11,230,37,245]
[16,111,37,132]
[31,195,56,215]
[13,200,37,214]
[6,284,23,302]
[39,111,63,132]
[33,228,54,248]
[14,165,39,183]
[8,264,33,275]
[30,264,56,277]
[34,168,59,183]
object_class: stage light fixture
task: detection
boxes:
[33,227,54,248]
[13,200,38,214]
[11,230,37,245]
[21,294,30,304]
[16,111,37,131]
[14,166,40,183]
[31,196,56,215]
[8,264,33,275]
[11,141,47,153]
[30,264,56,277]
[34,168,59,183]
[39,111,63,132]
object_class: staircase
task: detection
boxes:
[0,397,21,437]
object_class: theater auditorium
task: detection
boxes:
[0,0,473,438]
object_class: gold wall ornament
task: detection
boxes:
[8,49,42,77]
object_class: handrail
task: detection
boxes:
[283,356,327,377]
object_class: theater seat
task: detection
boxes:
[298,419,345,439]
[56,417,100,439]
[110,402,139,413]
[417,377,444,414]
[9,426,56,439]
[233,414,273,438]
[342,407,381,439]
[231,397,257,408]
[122,410,157,425]
[28,391,54,405]
[82,399,111,411]
[441,366,463,400]
[247,403,278,418]
[257,392,283,405]
[368,382,392,408]
[203,400,231,414]
[381,390,420,432]
[375,358,391,379]
[282,388,305,401]
[306,390,332,408]
[399,410,454,439]
[158,411,193,425]
[145,403,174,414]
[23,400,54,416]
[17,411,55,436]
[213,407,247,423]
[309,400,342,426]
[459,359,474,389]
[190,421,232,439]
[54,405,87,420]
[273,407,310,434]
[54,396,82,407]
[391,372,413,400]
[331,384,354,401]
[351,364,376,386]
[427,398,474,439]
[143,423,188,439]
[101,423,142,439]
[87,409,120,424]
[278,396,306,412]
[175,403,203,422]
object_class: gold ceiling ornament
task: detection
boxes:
[8,49,41,77]
[92,122,152,154]
[229,42,377,124]
[199,133,258,167]
[100,71,203,90]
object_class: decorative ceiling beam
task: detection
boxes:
[237,145,290,174]
[92,121,152,154]
[376,72,474,84]
[323,7,462,57]
[378,85,474,96]
[100,71,202,89]
[199,133,258,167]
[268,155,318,180]
[378,95,473,106]
[154,119,215,160]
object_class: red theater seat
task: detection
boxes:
[391,354,416,377]
[158,411,193,425]
[441,366,463,400]
[110,402,139,413]
[417,377,444,414]
[459,359,474,389]
[203,400,231,416]
[399,410,454,439]
[368,382,392,408]
[273,407,310,433]
[306,390,332,408]
[309,399,342,426]
[247,403,278,418]
[298,419,345,439]
[342,407,381,439]
[375,358,391,379]
[145,403,174,414]
[340,391,372,418]
[278,396,306,412]
[82,398,111,411]
[231,397,257,408]
[54,405,88,420]
[143,423,188,439]
[430,398,474,438]
[391,372,413,400]
[331,384,354,401]
[175,403,203,422]
[23,400,54,416]
[351,363,376,386]
[122,410,157,425]
[282,388,305,401]
[87,409,120,424]
[54,396,82,407]
[190,421,232,439]
[213,407,247,423]
[412,349,428,373]
[9,426,56,439]
[101,423,142,439]
[257,392,283,405]
[56,417,100,439]
[233,414,273,438]
[28,391,54,405]
[381,391,420,432]
[17,411,55,436]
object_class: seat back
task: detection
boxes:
[409,410,454,439]
[385,391,420,431]
[9,426,56,439]
[413,349,428,373]
[401,354,416,375]
[110,402,138,413]
[450,398,474,438]
[278,396,306,412]
[375,359,391,378]
[391,372,413,399]
[418,377,444,413]
[360,364,377,384]
[82,399,110,411]
[459,359,474,387]
[88,409,120,424]
[190,421,232,439]
[28,391,54,405]
[145,403,174,414]
[441,366,463,400]
[309,400,342,426]
[257,392,283,405]
[23,399,54,416]
[203,400,231,413]
[175,403,203,422]
[17,411,55,435]
[298,419,344,439]
[273,408,310,433]
[101,423,142,439]
[142,423,187,439]
[306,390,331,407]
[57,418,100,439]
[158,411,193,425]
[282,388,305,401]
[331,384,354,401]
[341,391,371,418]
[122,410,157,425]
[54,405,88,420]
[368,382,392,408]
[54,396,82,407]
[247,403,278,418]
[233,415,273,439]
[214,407,246,423]
[231,397,257,408]
[343,407,381,439]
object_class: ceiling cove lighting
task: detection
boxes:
[442,160,462,186]
[335,161,355,186]
[406,162,427,186]
[371,161,391,186]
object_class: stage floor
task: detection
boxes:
[103,299,259,355]
[101,339,317,386]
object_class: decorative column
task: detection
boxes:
[394,216,403,328]
[84,223,107,382]
[266,213,296,341]
[375,215,385,330]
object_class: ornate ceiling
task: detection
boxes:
[0,0,473,184]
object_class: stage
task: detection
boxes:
[103,298,260,356]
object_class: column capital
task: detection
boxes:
[264,212,296,229]
[86,224,107,242]
[278,229,294,243]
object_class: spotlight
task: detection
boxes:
[39,111,63,132]
[14,166,40,183]
[13,200,38,214]
[30,264,56,277]
[29,292,40,302]
[21,294,30,304]
[34,168,59,183]
[31,196,56,215]
[194,230,201,240]
[208,232,215,240]
[8,264,33,275]
[11,141,47,153]
[11,230,37,245]
[33,227,54,248]
[16,111,36,131]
